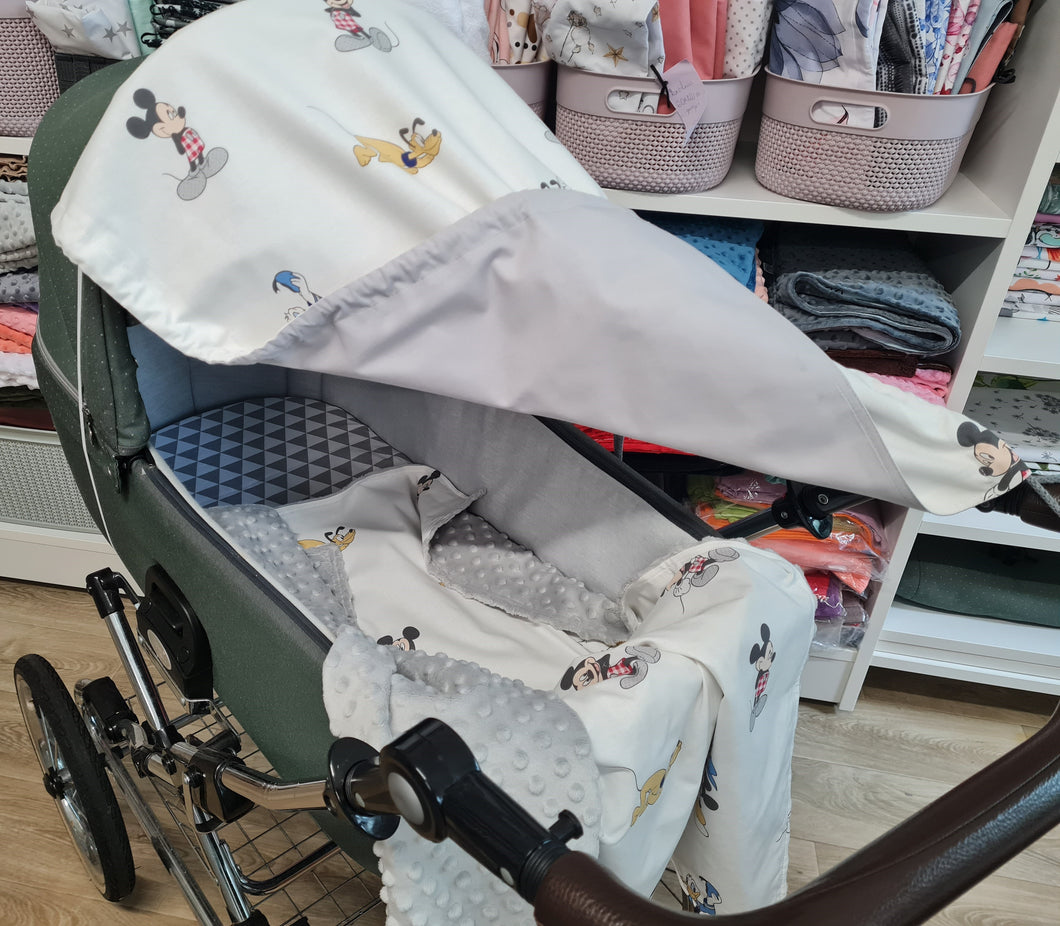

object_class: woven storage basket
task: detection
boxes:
[555,66,755,194]
[754,70,993,212]
[0,13,60,136]
[493,60,554,120]
[54,52,119,93]
[0,427,98,532]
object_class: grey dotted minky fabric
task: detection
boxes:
[0,181,36,271]
[208,503,355,638]
[768,225,960,356]
[429,510,629,646]
[323,631,602,926]
[205,497,603,926]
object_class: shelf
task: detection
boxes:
[920,507,1060,553]
[874,602,1060,696]
[980,314,1060,379]
[0,135,32,156]
[799,647,857,703]
[0,521,123,588]
[605,149,1012,238]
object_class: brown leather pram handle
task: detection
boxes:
[534,705,1060,926]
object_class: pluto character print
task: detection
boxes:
[126,89,228,201]
[630,740,682,826]
[324,0,395,52]
[353,118,442,174]
[559,643,661,691]
[297,526,356,551]
[956,421,1030,500]
[273,271,320,322]
[749,623,774,732]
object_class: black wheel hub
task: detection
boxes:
[43,766,65,799]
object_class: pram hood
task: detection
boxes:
[50,0,1028,517]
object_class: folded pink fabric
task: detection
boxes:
[959,20,1016,93]
[866,369,950,406]
[0,329,32,353]
[0,303,37,337]
[658,0,727,79]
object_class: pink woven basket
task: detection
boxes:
[1,15,61,136]
[493,60,554,120]
[555,66,755,194]
[754,70,994,212]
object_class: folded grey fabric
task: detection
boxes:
[770,226,961,356]
[0,180,36,267]
[0,270,39,304]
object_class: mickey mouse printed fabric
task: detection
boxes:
[53,0,1031,525]
[52,0,602,361]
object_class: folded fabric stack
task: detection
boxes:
[484,0,545,63]
[644,213,769,301]
[1004,177,1060,322]
[0,161,48,425]
[768,0,1030,126]
[964,380,1060,467]
[688,471,888,649]
[537,0,770,113]
[25,0,145,57]
[767,224,958,404]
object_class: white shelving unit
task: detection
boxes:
[0,134,123,587]
[610,1,1060,709]
[0,134,32,155]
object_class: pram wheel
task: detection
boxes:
[14,654,136,901]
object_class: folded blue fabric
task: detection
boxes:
[770,226,961,356]
[643,213,764,292]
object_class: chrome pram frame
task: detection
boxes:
[16,564,1060,926]
[18,567,385,926]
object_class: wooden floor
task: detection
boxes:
[2,576,1058,924]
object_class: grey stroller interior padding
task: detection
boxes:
[165,396,628,645]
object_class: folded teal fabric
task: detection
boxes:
[897,535,1060,628]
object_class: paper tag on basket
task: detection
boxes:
[663,60,709,145]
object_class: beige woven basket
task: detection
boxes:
[493,60,554,120]
[555,66,756,194]
[754,70,994,212]
[0,14,60,136]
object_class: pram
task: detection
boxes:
[14,1,1060,924]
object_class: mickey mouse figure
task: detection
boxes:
[559,643,661,691]
[956,421,1030,499]
[664,547,740,601]
[324,0,394,52]
[749,623,774,732]
[377,626,420,651]
[416,469,442,496]
[126,89,228,201]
